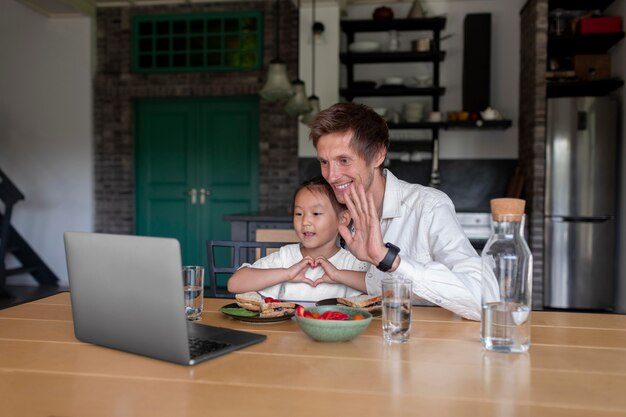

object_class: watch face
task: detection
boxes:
[385,242,400,252]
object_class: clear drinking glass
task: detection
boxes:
[382,278,412,343]
[481,214,533,353]
[182,266,204,320]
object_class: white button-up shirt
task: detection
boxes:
[364,170,485,321]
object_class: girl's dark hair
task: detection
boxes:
[308,102,389,165]
[291,176,345,215]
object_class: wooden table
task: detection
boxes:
[1,293,626,416]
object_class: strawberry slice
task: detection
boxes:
[319,311,349,320]
[296,305,305,317]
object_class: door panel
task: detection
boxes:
[544,217,615,310]
[136,102,198,263]
[136,97,259,290]
[546,97,617,217]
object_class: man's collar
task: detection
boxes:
[381,169,403,219]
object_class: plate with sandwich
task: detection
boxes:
[220,292,297,323]
[316,294,382,317]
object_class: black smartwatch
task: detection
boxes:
[376,242,400,272]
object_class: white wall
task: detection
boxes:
[298,3,341,156]
[0,0,93,286]
[299,0,522,159]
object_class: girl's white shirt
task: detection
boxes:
[239,243,368,302]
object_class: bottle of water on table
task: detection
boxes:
[481,198,533,353]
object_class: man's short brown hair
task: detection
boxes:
[309,102,389,166]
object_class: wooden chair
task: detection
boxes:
[206,240,292,298]
[254,228,298,258]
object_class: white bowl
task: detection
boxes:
[349,41,382,53]
[383,76,404,86]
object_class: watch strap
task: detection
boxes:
[377,242,400,272]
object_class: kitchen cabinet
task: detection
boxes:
[547,0,624,97]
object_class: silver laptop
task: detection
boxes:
[64,231,266,365]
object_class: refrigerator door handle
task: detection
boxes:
[560,216,613,223]
[577,111,587,130]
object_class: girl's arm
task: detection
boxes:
[314,257,367,293]
[226,257,316,294]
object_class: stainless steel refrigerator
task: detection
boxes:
[544,96,618,310]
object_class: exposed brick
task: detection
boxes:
[519,0,548,309]
[94,1,300,234]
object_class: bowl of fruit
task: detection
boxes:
[295,305,373,342]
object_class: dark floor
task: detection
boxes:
[0,284,68,310]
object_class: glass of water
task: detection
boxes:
[382,278,412,343]
[182,266,204,320]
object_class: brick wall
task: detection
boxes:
[519,0,548,309]
[94,1,300,234]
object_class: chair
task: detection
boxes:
[206,240,293,298]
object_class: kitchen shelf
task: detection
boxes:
[340,16,449,187]
[387,120,513,130]
[445,120,513,130]
[388,140,433,153]
[546,0,623,99]
[340,51,446,64]
[549,0,615,11]
[340,86,446,101]
[340,17,447,34]
[339,16,447,113]
[548,32,625,55]
[546,78,624,97]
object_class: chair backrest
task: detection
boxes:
[254,228,298,258]
[206,240,292,298]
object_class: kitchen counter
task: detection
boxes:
[224,210,491,250]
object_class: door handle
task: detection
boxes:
[186,188,197,205]
[199,188,211,205]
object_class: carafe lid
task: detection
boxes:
[490,198,525,222]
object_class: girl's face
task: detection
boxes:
[292,187,348,251]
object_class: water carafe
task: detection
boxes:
[481,198,533,353]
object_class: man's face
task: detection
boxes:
[315,131,378,204]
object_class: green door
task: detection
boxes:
[136,96,259,279]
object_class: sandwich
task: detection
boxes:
[336,294,382,313]
[235,292,264,312]
[235,292,296,317]
[259,301,296,318]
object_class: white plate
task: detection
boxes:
[383,76,404,86]
[349,41,381,53]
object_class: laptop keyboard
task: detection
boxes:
[188,337,232,359]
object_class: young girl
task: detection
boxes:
[227,177,368,302]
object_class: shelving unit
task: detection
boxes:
[549,0,614,11]
[547,0,623,97]
[339,16,513,186]
[340,17,446,186]
[547,78,624,98]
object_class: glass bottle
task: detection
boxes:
[480,198,533,353]
[387,30,400,52]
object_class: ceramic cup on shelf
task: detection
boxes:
[428,111,442,122]
[403,101,424,123]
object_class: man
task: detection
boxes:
[309,102,487,321]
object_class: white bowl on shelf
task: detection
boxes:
[349,41,382,53]
[383,76,404,86]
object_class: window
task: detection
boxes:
[132,12,263,73]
